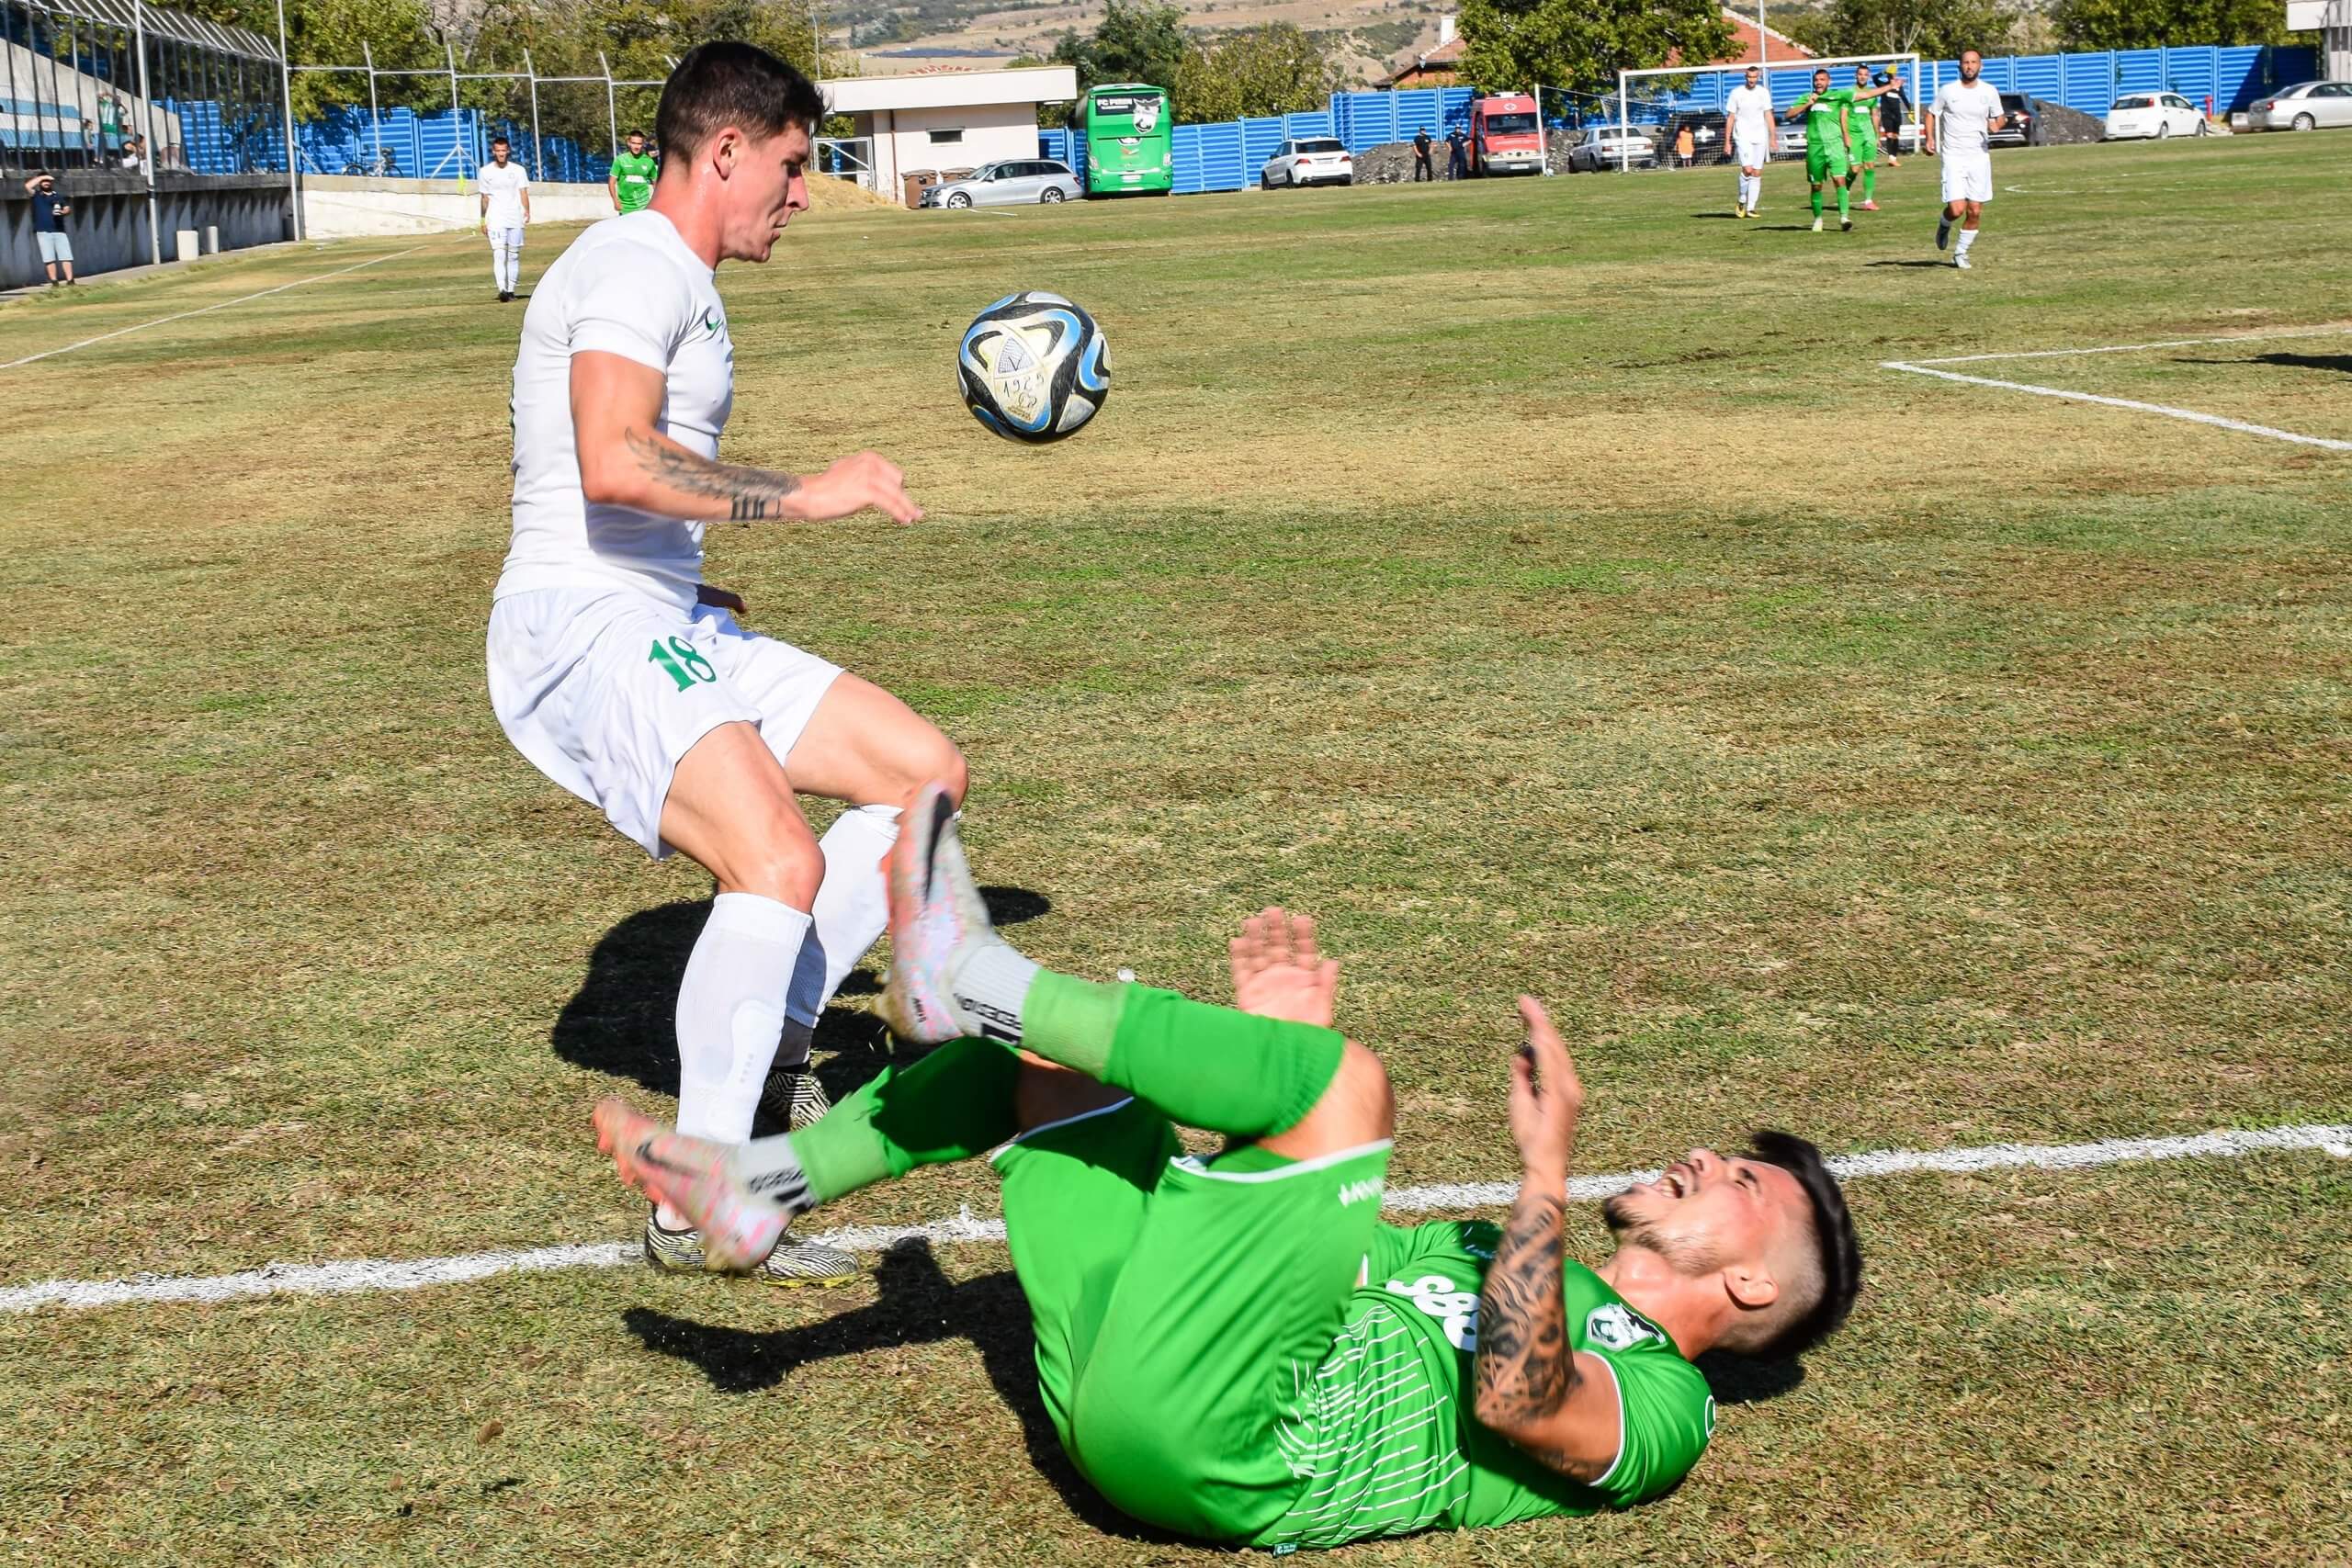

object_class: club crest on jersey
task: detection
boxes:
[1585,1303,1665,1351]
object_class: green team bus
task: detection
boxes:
[1080,83,1173,196]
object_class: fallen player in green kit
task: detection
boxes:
[594,783,1863,1549]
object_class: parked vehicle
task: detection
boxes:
[1773,119,1809,159]
[922,159,1083,208]
[2241,80,2352,131]
[1661,109,1730,164]
[1260,137,1353,188]
[2103,91,2209,140]
[1990,93,2035,147]
[1469,94,1545,175]
[1567,124,1657,172]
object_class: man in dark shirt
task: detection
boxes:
[1413,127,1434,181]
[1879,85,1905,167]
[1446,125,1470,179]
[24,174,74,285]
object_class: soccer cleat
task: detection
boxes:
[1954,252,1972,270]
[1811,217,1824,232]
[1935,218,1952,251]
[1841,218,1853,232]
[595,1097,791,1272]
[878,783,1005,1046]
[760,1064,832,1130]
[1735,203,1747,218]
[642,1212,858,1286]
[1859,199,1879,211]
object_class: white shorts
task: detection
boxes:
[489,226,525,248]
[1733,132,1769,169]
[1940,152,1992,204]
[487,587,843,857]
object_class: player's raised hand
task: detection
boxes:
[1229,906,1340,1030]
[797,450,924,525]
[1506,996,1583,1181]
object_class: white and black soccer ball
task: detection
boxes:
[957,291,1110,443]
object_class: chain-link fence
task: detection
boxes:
[4,0,282,176]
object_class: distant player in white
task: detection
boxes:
[1927,50,2007,270]
[479,136,531,301]
[1725,65,1774,219]
[490,42,965,1284]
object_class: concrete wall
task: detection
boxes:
[854,103,1044,204]
[300,175,621,238]
[1,172,290,288]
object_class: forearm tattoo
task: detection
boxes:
[624,428,801,521]
[1476,1187,1606,1481]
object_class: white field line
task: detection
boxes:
[1907,325,2352,367]
[0,246,422,370]
[2,1122,2346,1317]
[1882,360,2352,452]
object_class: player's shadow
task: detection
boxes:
[621,1240,1194,1545]
[1695,1348,1806,1404]
[2169,351,2352,376]
[1866,259,1958,267]
[550,886,1051,1134]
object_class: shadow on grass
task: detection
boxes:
[1694,1348,1807,1405]
[1865,258,1956,268]
[552,887,1050,1134]
[2168,351,2352,375]
[623,1239,1193,1546]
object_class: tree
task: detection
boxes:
[1051,0,1189,96]
[1456,0,1736,98]
[1784,0,2019,62]
[1173,25,1344,124]
[2048,0,2290,50]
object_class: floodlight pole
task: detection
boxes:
[524,49,543,179]
[447,39,463,176]
[599,51,617,158]
[274,0,300,238]
[131,0,160,263]
[362,41,380,169]
[1758,1,1768,68]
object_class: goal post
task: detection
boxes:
[1613,51,1922,173]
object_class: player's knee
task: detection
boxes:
[927,736,970,807]
[720,810,825,906]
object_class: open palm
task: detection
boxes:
[1228,907,1340,1030]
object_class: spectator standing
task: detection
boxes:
[1675,125,1696,167]
[1411,127,1434,182]
[24,174,75,286]
[1446,125,1469,179]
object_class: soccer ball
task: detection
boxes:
[957,291,1110,443]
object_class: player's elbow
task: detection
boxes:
[575,445,640,509]
[1472,1382,1543,1440]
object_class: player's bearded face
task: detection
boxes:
[1603,1149,1761,1277]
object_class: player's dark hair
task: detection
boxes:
[657,42,826,163]
[1743,1130,1861,1359]
[490,135,509,146]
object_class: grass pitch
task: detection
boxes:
[2,134,2348,1565]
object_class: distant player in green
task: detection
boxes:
[1789,68,1855,231]
[1840,65,1907,212]
[606,130,658,214]
[595,784,1864,1550]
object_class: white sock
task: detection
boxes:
[1955,227,1978,255]
[490,240,506,288]
[779,803,902,1061]
[675,892,813,1149]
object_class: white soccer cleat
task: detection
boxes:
[1954,252,1972,270]
[1811,217,1824,232]
[879,782,1005,1045]
[594,1098,787,1273]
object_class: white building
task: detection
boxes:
[824,65,1079,205]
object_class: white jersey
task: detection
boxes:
[1726,84,1775,143]
[498,209,733,609]
[1932,79,2004,157]
[480,161,530,228]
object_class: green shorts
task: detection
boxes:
[1807,141,1851,181]
[1849,134,1880,165]
[993,1100,1394,1543]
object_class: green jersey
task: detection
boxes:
[1805,89,1856,148]
[1264,1220,1716,1551]
[609,151,658,212]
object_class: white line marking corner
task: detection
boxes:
[3,1122,2346,1316]
[1882,359,2352,452]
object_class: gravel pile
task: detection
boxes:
[2023,97,2104,146]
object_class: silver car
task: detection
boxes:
[2241,80,2352,132]
[923,158,1083,209]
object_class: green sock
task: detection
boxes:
[1862,168,1876,201]
[1836,182,1850,219]
[783,1036,1023,1204]
[1023,973,1345,1139]
[1810,186,1823,217]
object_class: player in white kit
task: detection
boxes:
[1927,51,2007,270]
[478,137,531,302]
[490,41,966,1284]
[1724,65,1775,219]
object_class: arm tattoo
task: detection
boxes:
[623,427,800,522]
[1475,1187,1609,1483]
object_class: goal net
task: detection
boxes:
[1611,51,1923,171]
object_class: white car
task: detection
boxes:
[2104,92,2209,141]
[921,159,1083,209]
[2241,80,2352,131]
[1261,137,1352,188]
[1567,125,1657,172]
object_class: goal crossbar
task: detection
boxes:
[1613,51,1922,172]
